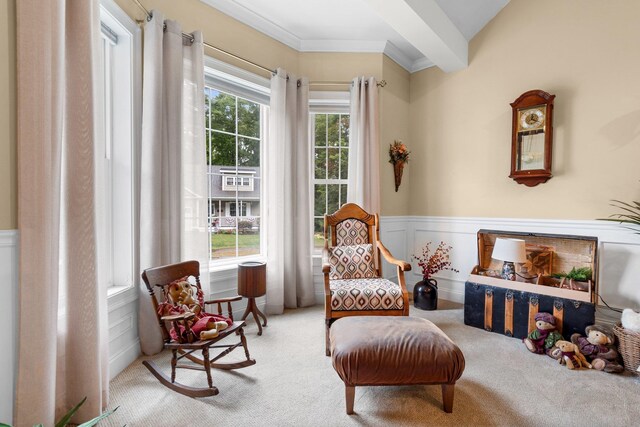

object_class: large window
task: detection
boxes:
[205,87,265,261]
[312,112,350,249]
[98,0,139,294]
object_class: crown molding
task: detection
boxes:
[200,0,302,50]
[382,41,415,72]
[410,57,435,73]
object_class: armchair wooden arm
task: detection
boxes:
[321,246,331,274]
[204,295,243,321]
[160,312,196,344]
[377,241,412,271]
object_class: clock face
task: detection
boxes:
[519,107,545,131]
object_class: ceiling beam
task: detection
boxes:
[362,0,468,73]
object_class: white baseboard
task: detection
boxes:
[109,339,141,381]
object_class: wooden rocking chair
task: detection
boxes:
[141,260,256,397]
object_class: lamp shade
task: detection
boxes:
[492,238,527,263]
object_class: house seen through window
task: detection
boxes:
[206,87,264,261]
[312,112,350,249]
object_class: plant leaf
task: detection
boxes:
[77,407,119,427]
[55,397,87,427]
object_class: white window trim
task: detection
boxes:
[100,0,142,300]
[205,57,269,271]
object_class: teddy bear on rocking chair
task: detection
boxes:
[157,277,231,342]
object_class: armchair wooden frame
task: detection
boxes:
[142,260,256,397]
[322,203,411,355]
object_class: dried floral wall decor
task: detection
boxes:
[389,140,410,192]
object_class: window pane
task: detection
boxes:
[314,148,326,179]
[238,215,260,257]
[327,184,340,214]
[327,148,339,179]
[314,184,326,216]
[314,218,324,249]
[327,114,339,147]
[314,114,327,146]
[211,227,237,260]
[209,132,236,166]
[238,137,260,167]
[340,115,350,147]
[238,98,260,138]
[340,148,348,179]
[340,184,348,207]
[210,91,236,133]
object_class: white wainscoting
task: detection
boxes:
[378,216,640,325]
[108,286,140,380]
[0,230,18,424]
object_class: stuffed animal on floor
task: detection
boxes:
[571,325,624,373]
[555,340,592,370]
[158,277,231,342]
[523,312,563,356]
[621,308,640,333]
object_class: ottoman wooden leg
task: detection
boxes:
[345,385,355,414]
[441,383,455,413]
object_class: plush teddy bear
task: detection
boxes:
[570,325,624,373]
[523,312,563,356]
[555,340,592,370]
[158,277,231,342]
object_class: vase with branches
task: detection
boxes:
[411,241,459,310]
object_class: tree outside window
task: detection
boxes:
[312,113,350,249]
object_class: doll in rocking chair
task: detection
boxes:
[157,276,232,342]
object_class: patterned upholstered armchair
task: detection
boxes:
[322,203,411,355]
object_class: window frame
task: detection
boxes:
[204,57,270,269]
[310,91,350,254]
[99,0,141,299]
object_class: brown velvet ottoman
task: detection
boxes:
[330,316,465,415]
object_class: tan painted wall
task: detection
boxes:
[0,0,16,230]
[380,55,411,215]
[409,0,640,219]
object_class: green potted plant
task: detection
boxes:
[551,267,593,292]
[600,198,640,234]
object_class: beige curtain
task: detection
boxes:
[347,77,381,214]
[265,69,314,314]
[15,0,108,425]
[138,11,209,355]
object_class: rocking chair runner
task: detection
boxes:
[142,260,256,397]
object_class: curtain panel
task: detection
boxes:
[138,11,209,356]
[347,77,381,214]
[265,69,315,314]
[15,0,108,424]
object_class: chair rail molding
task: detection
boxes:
[0,230,18,424]
[378,216,640,325]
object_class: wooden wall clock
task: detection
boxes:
[509,90,555,187]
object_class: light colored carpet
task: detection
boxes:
[104,302,640,426]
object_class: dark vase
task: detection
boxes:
[414,278,438,310]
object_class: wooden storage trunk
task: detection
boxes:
[464,229,598,339]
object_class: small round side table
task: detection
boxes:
[238,261,267,335]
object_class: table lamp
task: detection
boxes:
[492,238,527,281]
